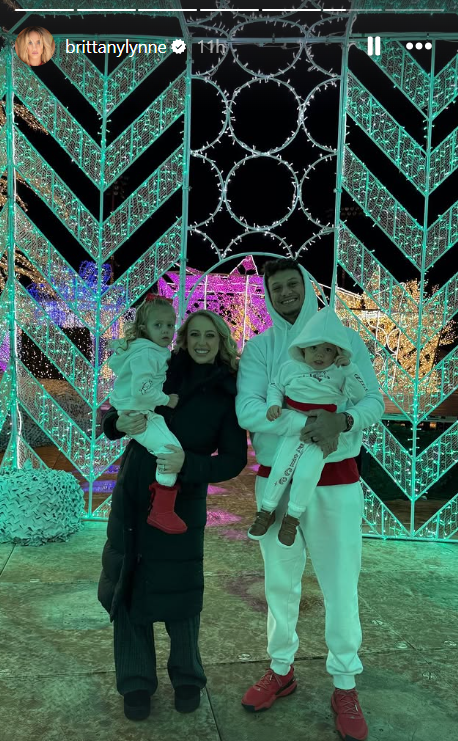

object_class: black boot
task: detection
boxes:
[124,690,151,721]
[174,685,201,713]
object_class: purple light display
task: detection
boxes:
[158,256,272,349]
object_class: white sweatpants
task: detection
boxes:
[262,434,356,518]
[255,474,364,689]
[127,411,181,487]
[261,439,324,516]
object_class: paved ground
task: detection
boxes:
[1,457,457,740]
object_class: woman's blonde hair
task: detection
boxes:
[175,310,239,373]
[15,27,55,65]
[122,295,176,345]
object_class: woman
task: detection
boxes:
[15,26,55,66]
[98,310,247,721]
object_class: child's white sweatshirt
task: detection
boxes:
[108,338,170,411]
[267,308,367,409]
[236,266,384,467]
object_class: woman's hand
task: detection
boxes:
[156,445,185,474]
[116,411,147,435]
[166,393,179,409]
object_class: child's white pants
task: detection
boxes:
[261,438,324,517]
[127,411,181,487]
[256,474,364,688]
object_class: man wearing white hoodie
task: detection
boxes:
[236,259,384,741]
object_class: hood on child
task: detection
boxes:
[288,307,353,363]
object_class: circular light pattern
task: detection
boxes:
[302,14,344,78]
[295,230,336,271]
[189,25,230,77]
[186,227,223,261]
[230,19,304,79]
[189,153,225,230]
[223,233,295,261]
[225,154,299,230]
[299,154,338,229]
[190,77,229,153]
[228,78,301,155]
[301,80,340,153]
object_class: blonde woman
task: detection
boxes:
[15,27,55,66]
[98,308,247,721]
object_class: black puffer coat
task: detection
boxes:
[97,350,247,624]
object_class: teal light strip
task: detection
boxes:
[343,147,424,267]
[14,59,101,183]
[347,71,427,194]
[14,128,99,256]
[101,145,184,260]
[358,40,429,112]
[104,73,186,188]
[5,46,18,468]
[101,219,182,332]
[338,225,419,343]
[16,284,95,404]
[15,210,98,332]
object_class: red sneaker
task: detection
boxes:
[241,667,297,712]
[331,688,368,741]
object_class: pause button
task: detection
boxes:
[367,36,381,56]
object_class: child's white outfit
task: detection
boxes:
[108,338,181,488]
[262,308,367,518]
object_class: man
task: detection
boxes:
[236,258,384,741]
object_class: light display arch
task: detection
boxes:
[1,1,458,541]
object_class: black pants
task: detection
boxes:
[113,603,207,696]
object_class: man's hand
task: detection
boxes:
[299,408,346,445]
[319,436,340,458]
[167,394,179,409]
[116,411,147,435]
[267,405,282,421]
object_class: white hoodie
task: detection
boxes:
[236,265,384,466]
[108,338,170,412]
[267,307,368,409]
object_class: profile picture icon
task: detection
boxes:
[15,26,55,67]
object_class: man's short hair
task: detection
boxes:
[262,258,303,284]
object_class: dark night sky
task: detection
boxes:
[3,4,458,291]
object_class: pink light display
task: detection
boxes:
[157,256,272,349]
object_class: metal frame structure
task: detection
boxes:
[1,1,458,541]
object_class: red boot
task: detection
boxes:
[147,483,187,534]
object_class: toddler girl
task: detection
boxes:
[108,293,186,535]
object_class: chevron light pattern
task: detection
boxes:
[0,30,187,517]
[1,5,457,541]
[337,38,458,541]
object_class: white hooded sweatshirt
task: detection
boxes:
[108,338,170,412]
[236,265,384,467]
[267,307,368,408]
